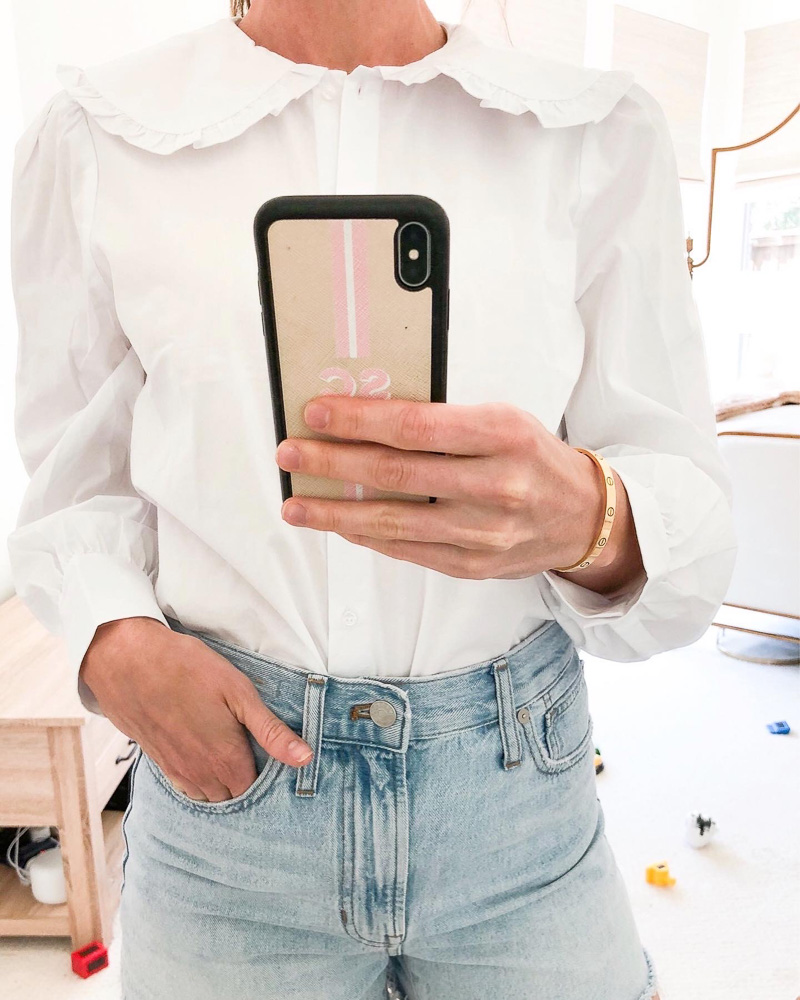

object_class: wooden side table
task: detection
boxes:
[0,595,135,949]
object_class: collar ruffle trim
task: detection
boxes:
[55,61,327,156]
[55,17,635,156]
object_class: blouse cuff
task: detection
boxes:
[541,463,669,623]
[59,553,169,715]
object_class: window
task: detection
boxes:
[732,177,800,396]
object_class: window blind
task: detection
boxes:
[611,6,709,181]
[462,0,587,65]
[737,20,800,180]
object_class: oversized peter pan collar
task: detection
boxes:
[55,16,635,155]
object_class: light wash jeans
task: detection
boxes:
[119,614,659,1000]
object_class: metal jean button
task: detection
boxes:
[369,700,397,728]
[516,707,531,724]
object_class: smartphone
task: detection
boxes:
[253,194,450,505]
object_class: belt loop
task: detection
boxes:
[295,674,328,797]
[492,657,523,770]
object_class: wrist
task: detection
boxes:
[551,464,645,598]
[553,449,607,571]
[81,617,165,677]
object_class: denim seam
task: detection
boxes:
[520,714,593,776]
[296,674,327,797]
[546,671,586,758]
[320,703,585,748]
[338,752,388,949]
[119,746,142,893]
[144,750,284,814]
[493,660,523,768]
[638,947,659,999]
[523,647,580,713]
[391,754,400,943]
[339,752,350,937]
[548,665,583,723]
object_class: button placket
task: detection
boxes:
[335,65,382,193]
[323,64,384,678]
[312,69,344,194]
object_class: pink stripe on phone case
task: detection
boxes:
[330,218,377,499]
[331,219,371,360]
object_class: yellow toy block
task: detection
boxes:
[645,862,676,887]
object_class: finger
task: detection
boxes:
[170,780,208,802]
[338,532,501,580]
[286,497,515,550]
[233,682,314,768]
[176,765,236,802]
[301,397,535,456]
[207,736,259,798]
[278,440,508,502]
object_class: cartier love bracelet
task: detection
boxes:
[552,448,617,573]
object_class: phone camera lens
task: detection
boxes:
[396,222,431,288]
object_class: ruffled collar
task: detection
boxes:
[55,16,634,155]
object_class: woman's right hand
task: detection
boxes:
[78,616,314,802]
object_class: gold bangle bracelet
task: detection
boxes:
[552,448,617,573]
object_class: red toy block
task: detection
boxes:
[71,940,108,978]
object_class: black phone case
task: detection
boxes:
[253,194,450,504]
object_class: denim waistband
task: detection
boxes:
[164,614,575,756]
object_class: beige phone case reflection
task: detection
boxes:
[268,217,433,502]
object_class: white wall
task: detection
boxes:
[741,0,800,28]
[0,0,24,602]
[13,0,224,122]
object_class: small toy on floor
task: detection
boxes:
[594,747,604,774]
[685,812,718,848]
[71,940,108,978]
[645,862,676,887]
[766,721,791,735]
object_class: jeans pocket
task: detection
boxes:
[519,649,594,774]
[143,730,286,814]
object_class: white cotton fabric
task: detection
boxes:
[7,16,737,715]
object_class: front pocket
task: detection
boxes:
[144,732,286,814]
[519,650,593,774]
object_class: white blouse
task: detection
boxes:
[8,15,737,716]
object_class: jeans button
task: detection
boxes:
[369,700,397,728]
[517,707,531,724]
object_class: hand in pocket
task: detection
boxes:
[79,616,314,803]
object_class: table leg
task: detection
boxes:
[49,726,108,949]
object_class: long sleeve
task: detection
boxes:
[539,82,738,659]
[7,91,168,715]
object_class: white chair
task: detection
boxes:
[714,402,800,664]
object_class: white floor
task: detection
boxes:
[2,626,798,1000]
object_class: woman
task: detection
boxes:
[8,1,736,997]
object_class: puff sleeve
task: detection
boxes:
[539,82,738,659]
[7,91,168,715]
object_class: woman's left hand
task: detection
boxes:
[275,396,613,582]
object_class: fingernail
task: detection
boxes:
[288,739,313,764]
[304,401,329,429]
[283,501,307,525]
[277,444,301,470]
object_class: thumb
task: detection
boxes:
[237,684,314,768]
